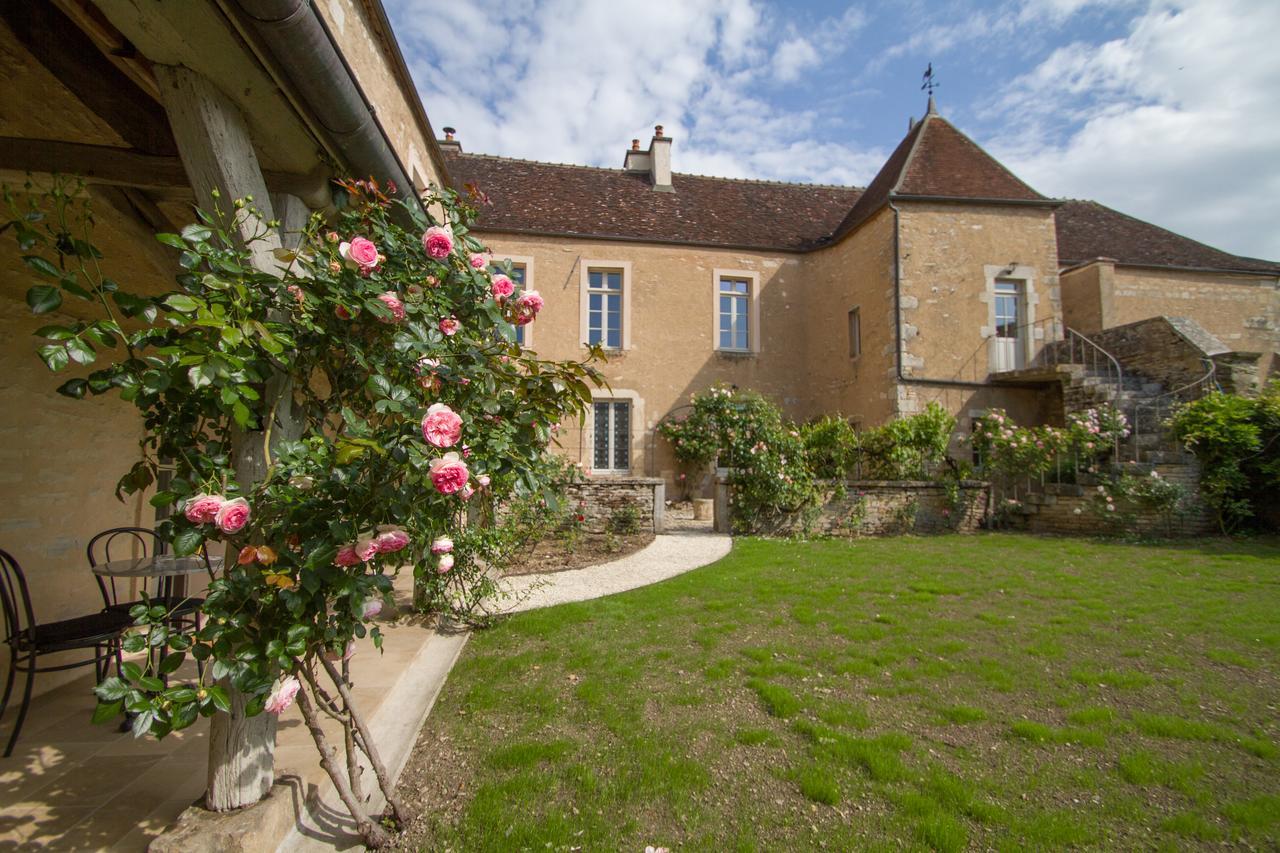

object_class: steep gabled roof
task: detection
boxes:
[1056,200,1280,275]
[829,111,1051,241]
[443,151,861,252]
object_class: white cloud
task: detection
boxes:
[987,0,1280,259]
[385,0,885,186]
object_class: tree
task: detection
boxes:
[5,176,603,845]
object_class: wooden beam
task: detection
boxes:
[0,137,332,207]
[52,0,162,102]
[0,2,176,155]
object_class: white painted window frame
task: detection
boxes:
[980,264,1041,371]
[585,389,643,476]
[712,268,760,354]
[580,260,632,350]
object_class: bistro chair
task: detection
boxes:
[86,527,207,630]
[0,548,132,757]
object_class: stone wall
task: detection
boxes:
[1015,462,1214,536]
[1083,316,1225,391]
[758,480,989,537]
[563,477,665,534]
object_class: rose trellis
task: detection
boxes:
[6,177,602,846]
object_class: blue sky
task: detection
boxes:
[385,0,1280,260]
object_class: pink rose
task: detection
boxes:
[214,497,251,534]
[436,553,454,573]
[355,537,379,562]
[375,528,410,553]
[460,484,476,501]
[422,225,454,259]
[362,597,383,619]
[478,474,491,487]
[439,316,460,336]
[431,536,453,554]
[422,403,463,448]
[265,675,300,715]
[377,291,405,323]
[469,253,488,270]
[429,453,470,495]
[490,274,515,301]
[184,493,224,524]
[340,236,380,271]
[334,545,361,567]
[335,304,358,320]
[513,290,544,326]
[415,356,440,375]
[287,284,305,306]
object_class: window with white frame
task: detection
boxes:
[718,276,751,350]
[592,400,631,473]
[848,307,861,358]
[491,261,528,344]
[586,268,623,348]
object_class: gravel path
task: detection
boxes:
[495,530,732,613]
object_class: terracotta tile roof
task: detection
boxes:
[443,150,861,252]
[1056,200,1280,275]
[830,113,1049,239]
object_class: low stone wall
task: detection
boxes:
[759,480,989,537]
[563,477,665,534]
[1015,462,1214,536]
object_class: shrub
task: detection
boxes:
[801,415,861,479]
[1170,383,1280,532]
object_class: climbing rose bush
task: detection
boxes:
[6,177,602,808]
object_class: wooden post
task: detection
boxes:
[155,64,289,812]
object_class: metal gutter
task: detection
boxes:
[228,0,421,213]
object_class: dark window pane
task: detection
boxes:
[589,270,602,288]
[594,403,610,469]
[606,272,621,290]
[613,402,630,469]
[607,328,621,349]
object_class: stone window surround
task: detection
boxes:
[585,388,644,476]
[491,253,535,348]
[980,263,1043,368]
[580,259,633,351]
[848,305,862,360]
[711,268,761,355]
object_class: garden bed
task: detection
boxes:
[502,531,655,576]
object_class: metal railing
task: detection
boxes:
[1126,358,1218,460]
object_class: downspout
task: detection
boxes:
[229,0,421,215]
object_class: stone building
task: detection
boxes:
[440,102,1280,485]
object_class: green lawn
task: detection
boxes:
[393,534,1280,851]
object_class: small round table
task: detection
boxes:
[90,554,223,580]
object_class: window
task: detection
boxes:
[491,261,528,344]
[994,279,1021,338]
[848,307,861,358]
[712,269,760,354]
[592,400,631,473]
[587,268,623,348]
[718,277,750,350]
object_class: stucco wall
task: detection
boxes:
[477,233,811,484]
[1109,267,1279,379]
[801,208,897,426]
[0,197,182,695]
[316,0,445,190]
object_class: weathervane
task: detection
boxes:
[921,63,939,96]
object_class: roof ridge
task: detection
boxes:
[444,150,862,191]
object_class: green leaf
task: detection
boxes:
[165,294,199,313]
[22,255,61,279]
[172,527,204,557]
[159,651,186,675]
[181,224,213,243]
[137,675,165,692]
[65,337,95,365]
[131,709,156,739]
[55,378,88,399]
[171,701,199,731]
[94,677,130,701]
[26,284,62,314]
[34,324,75,341]
[187,363,214,389]
[156,233,185,249]
[91,698,123,725]
[206,685,231,713]
[37,343,69,371]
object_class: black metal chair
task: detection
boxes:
[0,548,132,757]
[86,527,206,629]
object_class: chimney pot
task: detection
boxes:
[631,139,640,150]
[654,124,664,138]
[442,126,456,141]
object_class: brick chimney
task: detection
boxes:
[621,125,673,192]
